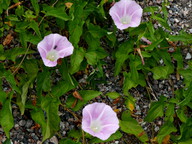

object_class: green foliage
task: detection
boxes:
[145,96,166,122]
[106,92,120,99]
[1,0,192,143]
[120,111,148,143]
[66,90,101,111]
[157,121,177,143]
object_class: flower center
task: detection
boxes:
[46,50,59,62]
[90,120,102,133]
[120,15,131,24]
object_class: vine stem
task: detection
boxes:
[82,129,85,144]
[60,104,80,121]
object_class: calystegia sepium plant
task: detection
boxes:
[1,0,192,143]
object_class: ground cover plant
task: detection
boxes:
[0,0,192,143]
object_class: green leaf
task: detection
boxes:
[169,31,192,43]
[143,6,159,13]
[59,59,76,87]
[165,103,175,122]
[29,20,41,38]
[123,72,145,95]
[172,48,184,70]
[66,90,102,111]
[145,99,165,122]
[41,96,60,142]
[59,139,81,144]
[129,23,147,37]
[0,44,6,60]
[0,0,10,12]
[178,139,192,144]
[145,38,163,51]
[18,60,38,114]
[89,131,122,143]
[120,112,148,143]
[162,2,168,20]
[129,56,139,82]
[106,92,120,99]
[19,32,28,48]
[0,91,6,104]
[36,70,51,97]
[22,59,39,77]
[68,129,82,139]
[4,47,35,61]
[0,99,14,138]
[30,0,39,15]
[87,23,106,39]
[69,21,84,46]
[31,108,46,136]
[3,139,12,144]
[52,80,75,98]
[179,82,192,106]
[19,80,31,115]
[146,22,156,41]
[114,40,134,76]
[152,65,174,80]
[176,107,187,123]
[70,47,85,74]
[179,69,192,87]
[68,1,88,46]
[177,118,192,141]
[45,6,70,21]
[157,121,177,143]
[3,70,21,94]
[85,51,98,65]
[151,15,171,30]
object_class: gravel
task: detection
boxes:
[1,0,192,143]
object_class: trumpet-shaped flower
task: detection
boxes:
[82,102,119,140]
[109,0,143,30]
[37,33,74,67]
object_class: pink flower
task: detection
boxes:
[82,102,119,140]
[37,33,74,67]
[109,0,143,30]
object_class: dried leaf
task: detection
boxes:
[57,58,62,65]
[114,108,120,113]
[136,48,145,65]
[31,95,37,106]
[4,21,12,26]
[162,135,170,144]
[6,1,23,15]
[138,131,145,137]
[65,2,73,9]
[150,137,158,144]
[71,99,78,108]
[8,1,23,9]
[73,91,83,101]
[113,97,120,104]
[128,103,134,112]
[3,33,13,46]
[31,123,40,130]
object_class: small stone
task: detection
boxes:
[154,126,159,132]
[37,141,42,144]
[50,136,58,144]
[14,124,20,130]
[159,59,164,64]
[18,120,26,127]
[25,120,33,128]
[185,53,192,60]
[174,18,179,23]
